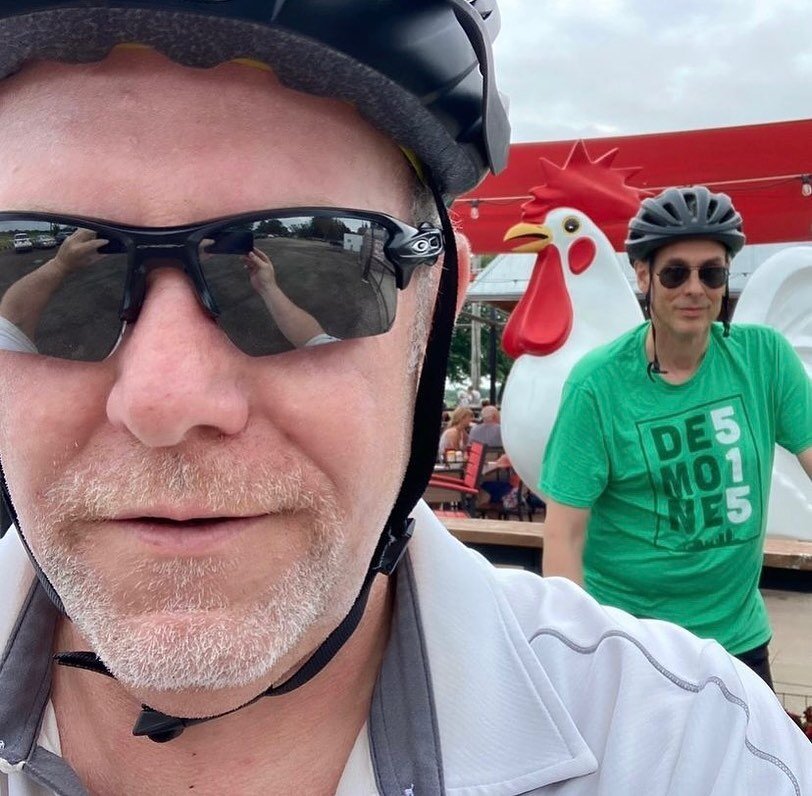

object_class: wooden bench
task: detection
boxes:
[442,517,812,573]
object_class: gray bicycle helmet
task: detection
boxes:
[625,186,745,263]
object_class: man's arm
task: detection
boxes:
[798,446,812,479]
[542,499,589,585]
[0,229,105,340]
[0,258,67,340]
[245,249,327,348]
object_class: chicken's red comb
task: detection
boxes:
[521,140,652,225]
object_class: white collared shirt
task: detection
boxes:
[1,503,810,794]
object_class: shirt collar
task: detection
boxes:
[403,503,597,791]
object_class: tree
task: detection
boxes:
[446,303,512,401]
[255,218,291,237]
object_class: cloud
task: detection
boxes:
[494,0,812,142]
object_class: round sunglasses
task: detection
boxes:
[656,264,729,290]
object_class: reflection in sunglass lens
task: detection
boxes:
[200,214,398,356]
[658,265,728,290]
[0,221,128,360]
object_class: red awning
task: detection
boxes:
[453,119,812,253]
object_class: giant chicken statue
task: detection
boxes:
[498,142,648,494]
[500,207,642,493]
[733,246,812,541]
[496,143,811,543]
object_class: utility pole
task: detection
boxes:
[468,253,482,393]
[488,304,498,405]
[469,302,481,392]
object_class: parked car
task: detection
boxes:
[54,228,76,244]
[34,234,57,249]
[12,233,32,253]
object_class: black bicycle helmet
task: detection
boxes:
[0,0,509,199]
[625,186,745,263]
[0,0,511,743]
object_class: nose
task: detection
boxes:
[106,268,250,447]
[683,268,705,294]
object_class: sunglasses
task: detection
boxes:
[0,208,443,361]
[656,264,729,290]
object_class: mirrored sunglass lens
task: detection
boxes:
[699,267,728,288]
[0,221,127,360]
[200,215,398,356]
[659,266,688,288]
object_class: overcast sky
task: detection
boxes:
[493,0,812,142]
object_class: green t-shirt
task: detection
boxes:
[541,322,812,654]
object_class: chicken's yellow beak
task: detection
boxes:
[503,222,552,253]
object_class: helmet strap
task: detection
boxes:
[383,175,457,535]
[645,262,667,381]
[721,280,731,337]
[0,475,67,612]
[54,543,403,743]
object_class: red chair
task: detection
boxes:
[425,442,487,517]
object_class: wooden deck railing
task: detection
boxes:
[442,517,812,572]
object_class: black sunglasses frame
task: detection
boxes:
[0,207,444,327]
[656,264,729,290]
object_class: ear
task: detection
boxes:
[633,259,650,294]
[453,230,471,317]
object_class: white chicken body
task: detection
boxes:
[500,207,643,494]
[733,246,812,541]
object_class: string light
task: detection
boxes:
[470,199,480,220]
[801,175,812,197]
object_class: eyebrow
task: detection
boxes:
[658,256,727,269]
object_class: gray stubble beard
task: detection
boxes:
[32,451,351,693]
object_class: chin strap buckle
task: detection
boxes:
[371,517,415,575]
[132,707,190,743]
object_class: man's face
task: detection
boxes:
[0,50,428,693]
[635,238,728,339]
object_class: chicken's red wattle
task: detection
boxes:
[502,245,573,358]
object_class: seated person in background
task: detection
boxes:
[469,404,503,448]
[470,405,511,505]
[438,405,473,459]
[478,451,515,507]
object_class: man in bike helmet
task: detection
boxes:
[0,6,809,792]
[542,184,812,684]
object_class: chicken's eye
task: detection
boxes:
[563,216,580,234]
